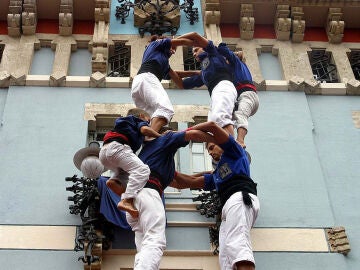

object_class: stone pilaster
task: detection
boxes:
[204,0,222,45]
[91,0,110,75]
[238,41,264,90]
[50,36,77,86]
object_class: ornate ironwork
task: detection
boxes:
[108,43,131,77]
[183,47,201,70]
[65,175,114,266]
[0,44,4,61]
[193,190,222,254]
[349,50,360,80]
[115,0,199,37]
[309,49,338,83]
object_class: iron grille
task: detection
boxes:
[309,49,338,83]
[183,47,201,71]
[0,44,4,62]
[108,43,130,77]
[349,50,360,80]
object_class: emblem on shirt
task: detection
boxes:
[201,57,210,70]
[218,163,232,178]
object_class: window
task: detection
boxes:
[183,46,201,71]
[108,42,130,77]
[309,49,338,83]
[190,141,212,174]
[0,44,4,62]
[349,50,360,80]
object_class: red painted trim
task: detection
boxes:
[36,19,94,35]
[220,24,360,43]
[0,20,8,35]
[304,27,328,42]
[37,19,58,34]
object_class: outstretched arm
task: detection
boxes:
[170,37,194,48]
[170,171,205,189]
[168,68,184,88]
[140,126,162,138]
[175,32,209,48]
[188,121,229,145]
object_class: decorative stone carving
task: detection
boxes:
[95,7,110,23]
[239,4,254,40]
[326,8,344,44]
[7,0,22,37]
[59,0,73,36]
[7,13,21,37]
[291,7,305,43]
[22,0,37,35]
[205,0,220,25]
[92,1,110,74]
[275,5,290,41]
[22,12,36,35]
[133,1,180,28]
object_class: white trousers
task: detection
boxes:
[126,188,166,270]
[99,142,150,199]
[233,91,259,131]
[219,192,260,270]
[131,72,174,123]
[208,80,237,128]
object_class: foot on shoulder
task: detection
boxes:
[118,198,139,218]
[236,140,246,149]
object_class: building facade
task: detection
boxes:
[0,0,359,269]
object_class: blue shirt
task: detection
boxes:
[138,131,189,188]
[141,38,172,79]
[183,40,232,94]
[113,116,148,152]
[217,43,253,84]
[203,135,250,191]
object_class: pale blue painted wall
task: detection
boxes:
[30,48,54,75]
[259,52,283,80]
[1,86,360,269]
[1,42,360,269]
[68,49,92,76]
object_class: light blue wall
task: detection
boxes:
[0,88,7,125]
[68,49,92,76]
[0,85,359,270]
[30,48,54,75]
[259,52,283,80]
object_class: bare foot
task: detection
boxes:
[118,198,139,218]
[106,179,126,197]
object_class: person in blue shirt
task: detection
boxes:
[124,122,217,270]
[171,32,238,142]
[131,35,193,133]
[217,43,259,148]
[172,33,258,148]
[171,121,260,270]
[99,108,161,218]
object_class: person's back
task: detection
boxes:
[99,108,160,218]
[126,130,189,270]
